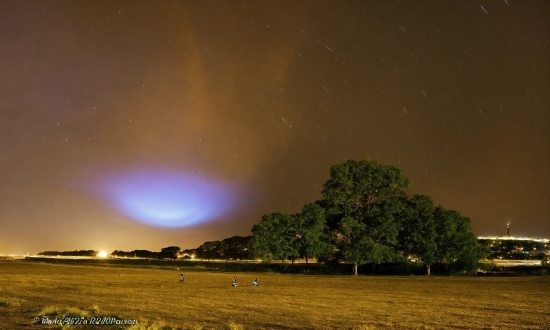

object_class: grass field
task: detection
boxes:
[0,260,549,329]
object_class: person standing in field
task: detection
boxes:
[252,278,258,287]
[232,276,238,287]
[180,273,185,282]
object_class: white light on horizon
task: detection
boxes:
[97,251,108,258]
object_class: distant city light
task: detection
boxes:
[478,236,549,243]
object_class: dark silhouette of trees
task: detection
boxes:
[222,236,252,260]
[111,250,159,258]
[38,250,97,257]
[195,241,224,260]
[195,236,252,260]
[159,246,180,259]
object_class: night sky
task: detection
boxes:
[1,1,548,255]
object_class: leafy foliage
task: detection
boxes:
[322,160,409,274]
[294,203,332,263]
[249,159,481,275]
[249,213,300,263]
[433,206,480,271]
[399,195,437,274]
[195,241,224,260]
[195,236,252,260]
[159,246,180,259]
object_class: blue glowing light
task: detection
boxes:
[98,169,236,228]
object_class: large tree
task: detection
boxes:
[221,236,252,260]
[294,203,332,264]
[322,160,410,275]
[159,246,180,259]
[433,206,480,272]
[399,195,437,275]
[196,241,223,260]
[249,213,300,263]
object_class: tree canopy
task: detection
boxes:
[322,160,410,275]
[249,159,480,275]
[194,237,252,260]
[249,213,300,263]
[159,246,180,259]
[294,203,332,263]
[433,206,480,272]
[399,195,437,275]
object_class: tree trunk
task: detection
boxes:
[426,264,431,276]
[305,256,309,264]
[353,263,358,275]
[291,259,295,265]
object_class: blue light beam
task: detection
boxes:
[98,169,236,228]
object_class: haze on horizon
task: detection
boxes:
[1,1,548,255]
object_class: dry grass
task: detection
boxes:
[0,260,549,329]
[0,297,23,308]
[39,305,90,318]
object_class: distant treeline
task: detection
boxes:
[193,236,251,260]
[111,250,160,258]
[38,250,97,257]
[110,236,252,261]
